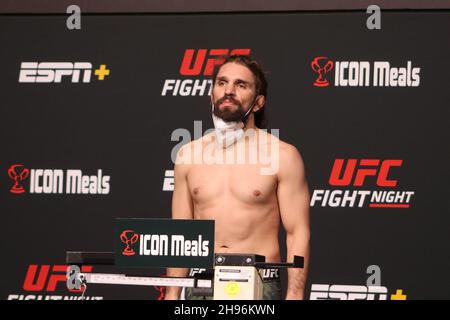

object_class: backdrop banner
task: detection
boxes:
[1,11,449,300]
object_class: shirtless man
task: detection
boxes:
[165,55,310,300]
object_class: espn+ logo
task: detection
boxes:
[310,266,407,300]
[19,62,110,83]
[310,284,407,300]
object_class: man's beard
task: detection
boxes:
[213,94,246,122]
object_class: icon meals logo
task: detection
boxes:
[120,230,139,256]
[19,62,110,83]
[7,164,111,195]
[119,230,210,258]
[311,57,421,87]
[311,57,334,87]
[8,164,29,194]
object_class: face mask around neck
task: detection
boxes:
[211,98,256,149]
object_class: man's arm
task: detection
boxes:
[164,145,194,300]
[277,144,310,300]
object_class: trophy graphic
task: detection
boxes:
[311,56,334,87]
[120,230,139,256]
[8,164,29,194]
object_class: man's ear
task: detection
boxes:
[252,95,265,113]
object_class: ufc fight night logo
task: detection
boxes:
[311,57,421,87]
[310,159,415,208]
[161,48,251,96]
[19,62,110,83]
[7,264,103,300]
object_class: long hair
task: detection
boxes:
[212,55,268,129]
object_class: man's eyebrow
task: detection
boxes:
[235,79,251,85]
[216,76,253,86]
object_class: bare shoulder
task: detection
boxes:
[175,131,215,168]
[276,139,306,180]
[257,129,299,154]
[279,140,303,161]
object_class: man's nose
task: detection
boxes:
[224,83,236,95]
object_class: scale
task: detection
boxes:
[66,251,304,300]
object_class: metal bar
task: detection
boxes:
[254,255,304,268]
[79,273,212,288]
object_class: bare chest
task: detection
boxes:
[187,163,278,206]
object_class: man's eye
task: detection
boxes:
[218,81,225,86]
[238,83,246,89]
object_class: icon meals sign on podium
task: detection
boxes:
[115,218,215,269]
